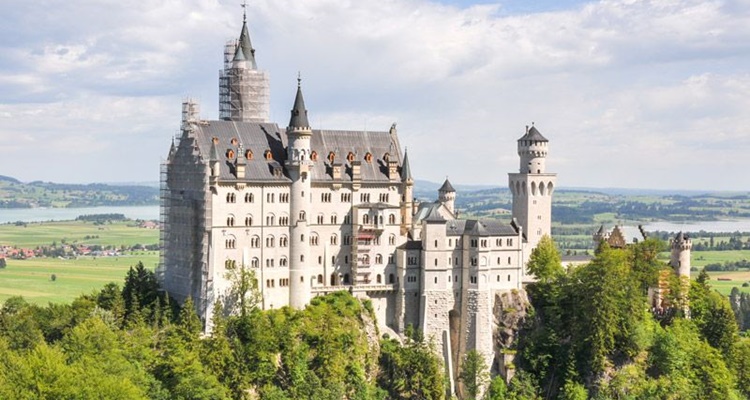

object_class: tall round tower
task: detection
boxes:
[670,232,692,278]
[286,77,313,309]
[438,178,456,216]
[508,124,557,253]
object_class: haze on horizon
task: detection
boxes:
[1,0,748,191]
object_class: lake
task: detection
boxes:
[641,220,750,234]
[0,205,160,224]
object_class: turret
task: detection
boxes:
[209,138,220,178]
[517,125,548,174]
[670,232,692,278]
[401,149,414,235]
[286,77,313,309]
[438,178,456,216]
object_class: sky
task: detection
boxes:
[1,0,749,190]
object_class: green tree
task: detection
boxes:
[459,350,490,399]
[526,235,563,284]
[223,264,261,318]
[485,376,507,400]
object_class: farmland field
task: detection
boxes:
[703,269,750,296]
[0,253,159,304]
[0,220,159,248]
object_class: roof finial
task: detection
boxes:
[297,71,301,88]
[241,0,247,23]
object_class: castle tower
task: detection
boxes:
[508,124,557,252]
[219,9,270,122]
[286,78,313,309]
[400,149,415,235]
[438,178,457,216]
[670,232,692,278]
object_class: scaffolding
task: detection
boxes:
[219,41,270,122]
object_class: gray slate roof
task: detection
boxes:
[439,178,455,193]
[519,125,548,142]
[238,20,257,69]
[289,84,310,129]
[401,150,412,181]
[187,120,404,183]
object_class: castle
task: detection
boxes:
[159,11,555,391]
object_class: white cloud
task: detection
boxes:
[0,0,748,190]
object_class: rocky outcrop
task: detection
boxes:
[493,289,530,380]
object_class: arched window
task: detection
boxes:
[363,214,370,224]
[347,152,355,162]
[266,214,275,226]
[330,214,337,224]
[330,273,337,286]
[226,149,235,159]
[251,258,259,268]
[245,193,254,203]
[389,214,396,224]
[251,235,260,248]
[389,234,396,245]
[377,274,382,284]
[364,152,372,163]
[317,274,323,284]
[264,149,273,160]
[280,236,288,247]
[244,215,253,226]
[245,150,253,160]
[299,211,306,221]
[375,254,383,264]
[330,234,338,245]
[227,216,235,226]
[328,152,335,163]
[310,234,319,246]
[266,236,275,247]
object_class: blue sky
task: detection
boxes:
[1,0,749,190]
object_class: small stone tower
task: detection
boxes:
[219,9,270,122]
[438,178,457,216]
[401,149,415,235]
[286,78,313,309]
[670,232,692,278]
[508,124,557,252]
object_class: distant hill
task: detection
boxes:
[0,177,159,209]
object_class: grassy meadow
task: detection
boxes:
[0,253,159,305]
[0,220,159,248]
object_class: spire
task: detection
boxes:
[288,75,311,130]
[401,148,413,181]
[237,1,257,69]
[439,178,455,193]
[519,124,548,142]
[209,138,220,162]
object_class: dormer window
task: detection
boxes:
[328,152,335,163]
[383,153,390,162]
[212,137,219,144]
[347,152,355,163]
[230,138,238,146]
[364,152,372,163]
[264,150,273,160]
[226,149,235,160]
[246,150,253,160]
[311,151,318,161]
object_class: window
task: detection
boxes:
[264,150,273,160]
[310,234,319,246]
[266,259,274,268]
[496,239,502,247]
[407,275,417,283]
[266,193,274,203]
[318,256,322,264]
[506,238,513,246]
[317,214,324,224]
[280,236,288,247]
[363,214,370,224]
[360,193,370,202]
[389,234,396,245]
[379,193,389,203]
[434,277,438,283]
[470,276,477,284]
[226,149,235,159]
[245,149,253,160]
[226,193,236,203]
[508,257,512,264]
[311,151,318,161]
[251,236,260,248]
[227,216,235,226]
[344,235,351,245]
[344,214,351,224]
[389,214,396,224]
[375,254,383,264]
[407,256,418,265]
[280,258,288,267]
[279,278,289,287]
[266,215,275,225]
[225,259,236,269]
[389,274,395,284]
[341,193,351,202]
[471,239,477,248]
[481,240,487,247]
[330,234,338,245]
[377,274,382,283]
[365,152,373,163]
[330,214,338,224]
[299,211,306,221]
[280,193,289,203]
[265,236,275,247]
[225,239,236,249]
[321,193,331,202]
[251,258,259,268]
[244,216,253,226]
[347,152,355,162]
[279,216,289,225]
[317,274,323,284]
[328,152,335,163]
[388,255,394,264]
